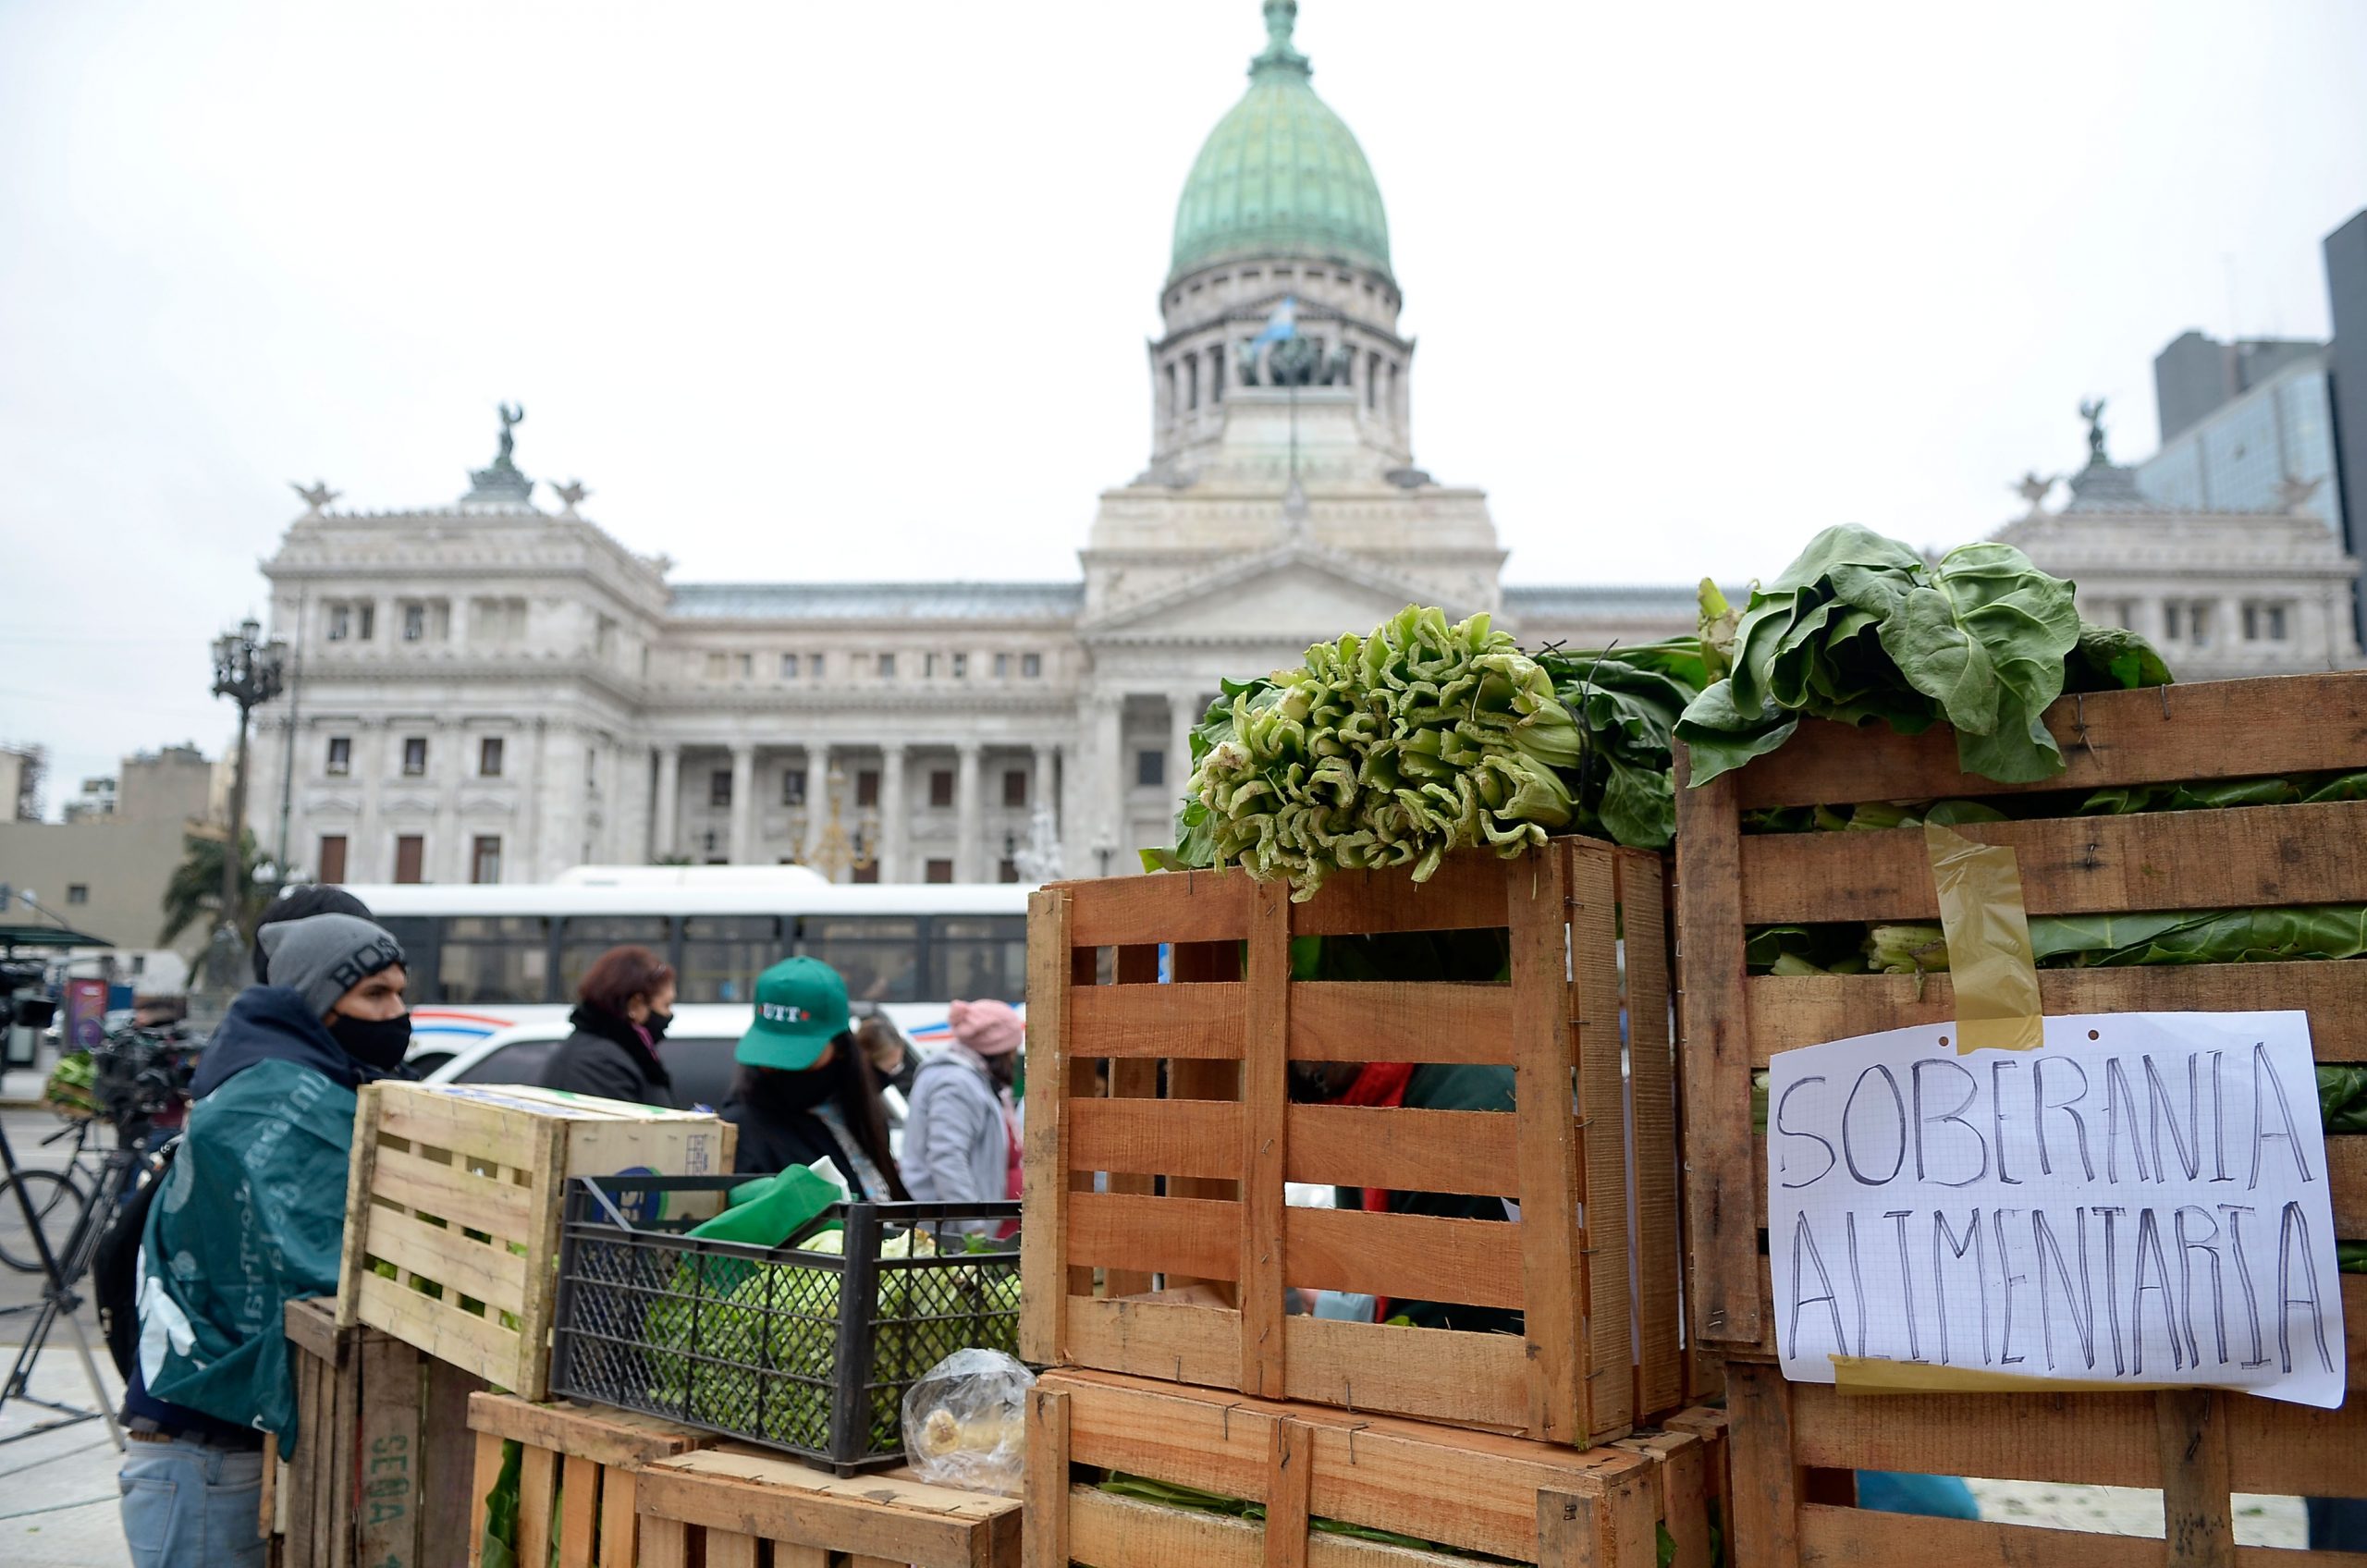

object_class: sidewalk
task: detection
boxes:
[0,1350,129,1568]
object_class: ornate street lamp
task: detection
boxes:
[204,617,287,999]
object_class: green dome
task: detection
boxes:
[1169,2,1392,287]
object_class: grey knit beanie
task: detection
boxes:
[258,913,406,1020]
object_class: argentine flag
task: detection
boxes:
[1248,295,1299,351]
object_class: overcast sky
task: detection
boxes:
[4,0,2364,813]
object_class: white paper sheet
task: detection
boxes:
[1767,1011,2346,1408]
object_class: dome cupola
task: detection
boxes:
[1168,2,1391,288]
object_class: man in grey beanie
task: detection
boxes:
[119,910,411,1566]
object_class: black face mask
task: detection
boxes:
[329,1011,411,1070]
[644,1009,673,1043]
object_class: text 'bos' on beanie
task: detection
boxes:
[258,913,406,1020]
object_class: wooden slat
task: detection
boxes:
[1799,1504,2174,1568]
[1289,983,1517,1066]
[1283,1104,1518,1196]
[1739,800,2367,925]
[1071,981,1245,1059]
[2227,1384,2367,1495]
[1621,1430,1711,1568]
[518,1442,558,1568]
[1510,842,1585,1445]
[1102,957,1164,1303]
[464,1394,703,1468]
[637,1516,688,1568]
[1735,673,2367,810]
[376,1088,542,1175]
[1069,1191,1242,1280]
[1282,1313,1533,1430]
[1674,749,1765,1352]
[635,1448,1017,1568]
[1290,853,1511,936]
[467,1431,502,1568]
[285,1296,345,1366]
[356,1336,423,1568]
[1572,840,1634,1439]
[1024,1386,1071,1568]
[329,1325,359,1568]
[367,1143,538,1238]
[1725,1361,1800,1568]
[422,1357,487,1568]
[1065,1296,1240,1391]
[1282,1206,1522,1312]
[1070,1097,1243,1180]
[1621,850,1686,1422]
[1264,1419,1312,1568]
[705,1530,760,1568]
[338,1082,386,1329]
[362,1205,532,1312]
[1020,888,1074,1366]
[1242,879,1293,1399]
[1787,1380,2161,1486]
[353,1268,514,1388]
[512,1120,567,1402]
[558,1453,598,1568]
[1067,1486,1478,1568]
[597,1468,639,1568]
[1065,868,1253,947]
[2153,1387,2236,1568]
[1748,962,2367,1065]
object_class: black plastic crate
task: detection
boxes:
[546,1175,1022,1475]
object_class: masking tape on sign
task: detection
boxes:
[1924,824,2042,1055]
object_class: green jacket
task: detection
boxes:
[138,987,376,1455]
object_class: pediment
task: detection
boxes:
[1085,543,1457,643]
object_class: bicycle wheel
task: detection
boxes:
[0,1169,90,1274]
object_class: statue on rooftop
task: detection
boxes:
[495,402,525,468]
[2079,398,2108,466]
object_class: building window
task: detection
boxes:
[471,836,502,885]
[855,768,880,808]
[585,746,598,796]
[705,653,730,680]
[780,653,800,679]
[994,653,1011,680]
[951,652,968,679]
[877,652,897,679]
[1137,749,1166,789]
[66,884,88,905]
[402,604,425,642]
[925,859,954,885]
[2242,601,2292,643]
[325,736,350,777]
[999,859,1020,884]
[781,768,807,807]
[1002,769,1028,808]
[1021,653,1042,679]
[923,652,938,679]
[401,736,428,776]
[357,603,374,641]
[852,864,879,885]
[317,835,348,883]
[709,769,733,807]
[478,736,504,778]
[2165,600,2215,647]
[929,769,955,808]
[394,835,425,884]
[326,603,350,642]
[810,653,826,678]
[736,653,754,679]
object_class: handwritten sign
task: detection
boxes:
[1768,1011,2345,1408]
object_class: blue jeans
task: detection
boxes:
[118,1434,265,1568]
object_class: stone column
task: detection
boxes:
[1033,743,1059,829]
[728,743,755,865]
[354,721,384,882]
[436,719,468,884]
[1168,692,1200,798]
[879,744,908,882]
[954,741,984,883]
[652,743,681,861]
[1093,693,1125,877]
[804,743,835,869]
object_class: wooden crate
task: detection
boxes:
[1024,1367,1730,1568]
[337,1081,733,1400]
[1673,671,2367,1567]
[465,1394,712,1568]
[632,1445,1021,1568]
[1020,838,1694,1446]
[264,1296,488,1568]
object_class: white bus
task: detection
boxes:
[335,867,1032,1073]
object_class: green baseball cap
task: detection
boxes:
[736,956,851,1071]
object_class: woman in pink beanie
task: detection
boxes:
[902,998,1024,1231]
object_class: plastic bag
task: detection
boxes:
[900,1348,1033,1496]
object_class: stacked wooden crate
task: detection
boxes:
[1021,839,1727,1566]
[263,1297,488,1568]
[1675,671,2367,1567]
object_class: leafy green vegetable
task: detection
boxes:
[1674,525,2169,787]
[2341,1241,2367,1275]
[2321,1065,2367,1137]
[1537,640,1708,850]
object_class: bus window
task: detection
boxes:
[681,915,784,1003]
[797,916,920,1004]
[926,916,1026,1004]
[439,917,551,1004]
[557,916,675,1001]
[376,917,441,999]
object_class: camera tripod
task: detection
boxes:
[0,1111,151,1449]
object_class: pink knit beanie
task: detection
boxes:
[947,998,1024,1057]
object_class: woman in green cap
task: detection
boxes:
[722,955,908,1200]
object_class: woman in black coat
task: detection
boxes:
[539,945,677,1108]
